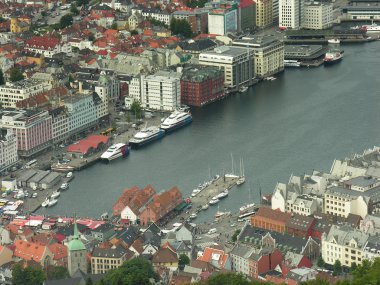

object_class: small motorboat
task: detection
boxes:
[209,198,219,205]
[201,204,209,210]
[189,213,197,219]
[60,182,69,190]
[217,190,228,199]
[48,199,58,207]
[66,172,73,178]
[51,191,60,199]
[41,198,49,207]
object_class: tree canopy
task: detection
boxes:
[186,0,208,8]
[12,264,45,285]
[60,14,73,29]
[46,266,69,280]
[0,68,4,85]
[130,100,142,119]
[170,18,192,38]
[9,68,24,82]
[70,4,80,15]
[178,254,190,270]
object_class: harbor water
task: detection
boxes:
[38,42,380,222]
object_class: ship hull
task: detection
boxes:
[161,116,193,133]
[129,130,165,148]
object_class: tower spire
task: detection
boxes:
[73,213,79,239]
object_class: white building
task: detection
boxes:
[50,107,69,143]
[62,95,98,136]
[279,0,304,29]
[208,8,238,35]
[142,8,172,25]
[68,38,93,50]
[95,71,120,105]
[303,1,333,30]
[0,128,18,172]
[232,35,284,78]
[24,36,72,58]
[128,74,181,111]
[0,80,51,108]
[230,244,256,276]
[199,46,254,88]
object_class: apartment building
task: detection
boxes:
[91,246,133,274]
[25,36,72,58]
[208,8,238,35]
[303,1,333,30]
[0,109,52,157]
[0,79,51,108]
[49,106,69,143]
[173,10,208,34]
[256,0,273,27]
[279,0,304,29]
[233,35,284,78]
[321,225,380,267]
[199,46,254,88]
[142,8,171,25]
[0,128,18,172]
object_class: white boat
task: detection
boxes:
[216,190,228,199]
[324,50,343,65]
[100,143,129,161]
[265,76,276,81]
[209,197,219,205]
[60,182,69,190]
[48,199,58,207]
[51,191,60,199]
[189,213,197,219]
[129,126,165,148]
[236,158,245,186]
[239,86,248,93]
[236,177,246,185]
[328,39,340,44]
[238,211,255,219]
[240,203,255,214]
[66,172,73,178]
[284,60,301,67]
[41,198,49,207]
[191,189,201,197]
[362,22,380,33]
[160,110,193,133]
[201,204,209,210]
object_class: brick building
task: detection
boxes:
[251,208,291,233]
[286,215,316,238]
[181,66,224,107]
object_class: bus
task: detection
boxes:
[100,128,116,136]
[25,159,37,168]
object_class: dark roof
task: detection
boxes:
[91,223,114,234]
[92,3,114,11]
[116,226,139,245]
[145,222,161,236]
[56,223,89,237]
[178,39,217,52]
[142,229,161,248]
[92,245,128,258]
[43,277,82,285]
[286,215,315,231]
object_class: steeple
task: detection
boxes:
[73,213,79,239]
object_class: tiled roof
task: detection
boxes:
[25,36,60,49]
[152,247,178,264]
[48,243,68,260]
[253,208,292,223]
[13,240,47,263]
[197,247,229,269]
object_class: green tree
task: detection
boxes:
[231,229,241,242]
[60,14,73,29]
[130,30,138,35]
[178,254,190,270]
[317,255,325,268]
[130,100,142,119]
[170,18,192,38]
[86,277,94,285]
[12,264,45,285]
[333,259,342,276]
[111,22,118,30]
[77,0,89,6]
[70,4,79,15]
[206,273,252,285]
[300,278,331,285]
[350,262,357,272]
[0,68,4,85]
[41,11,47,17]
[88,33,95,42]
[47,266,69,280]
[186,0,208,8]
[9,68,24,82]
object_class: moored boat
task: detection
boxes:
[48,199,58,207]
[240,203,255,214]
[239,86,248,93]
[189,213,197,219]
[216,190,228,199]
[51,191,60,199]
[60,182,69,190]
[100,143,129,161]
[201,204,209,210]
[129,126,165,148]
[209,197,219,205]
[66,172,73,178]
[41,198,49,207]
[324,50,343,66]
[160,110,193,133]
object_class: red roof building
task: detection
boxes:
[13,240,54,266]
[67,135,109,156]
[48,243,68,267]
[251,208,291,234]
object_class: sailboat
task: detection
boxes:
[225,153,239,178]
[236,158,245,185]
[239,185,255,215]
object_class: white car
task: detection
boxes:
[32,193,38,198]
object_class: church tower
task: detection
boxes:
[67,216,87,276]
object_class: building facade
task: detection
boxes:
[180,66,224,107]
[0,128,18,172]
[238,0,256,32]
[25,36,72,58]
[303,1,333,30]
[279,0,304,29]
[256,0,273,27]
[233,36,284,78]
[208,8,238,35]
[0,109,52,157]
[67,220,87,277]
[199,46,254,88]
[91,246,132,274]
[173,10,208,34]
[0,80,51,108]
[50,107,69,143]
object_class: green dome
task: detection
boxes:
[68,238,86,251]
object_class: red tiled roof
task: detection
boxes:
[67,135,109,155]
[48,243,67,260]
[152,247,178,264]
[25,36,60,50]
[13,240,47,263]
[197,247,229,269]
[254,207,291,223]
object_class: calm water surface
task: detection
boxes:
[38,42,380,221]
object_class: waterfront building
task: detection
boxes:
[113,185,156,224]
[0,128,18,172]
[128,74,181,111]
[199,46,254,88]
[139,187,183,226]
[251,208,291,233]
[238,0,256,32]
[0,79,51,108]
[61,94,98,137]
[173,10,208,34]
[208,8,238,35]
[91,245,134,274]
[279,0,304,29]
[176,39,217,56]
[25,36,72,58]
[180,66,224,107]
[284,44,326,62]
[342,3,380,20]
[303,1,333,30]
[256,0,273,28]
[50,107,69,143]
[0,109,52,158]
[321,225,380,267]
[67,219,87,277]
[232,35,284,78]
[324,176,380,218]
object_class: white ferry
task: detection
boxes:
[160,110,193,133]
[284,60,301,67]
[100,143,129,161]
[129,126,165,148]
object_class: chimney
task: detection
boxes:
[79,81,83,93]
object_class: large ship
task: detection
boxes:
[352,22,380,33]
[324,50,343,66]
[160,110,193,133]
[129,126,165,148]
[100,143,129,161]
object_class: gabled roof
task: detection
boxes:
[197,247,229,269]
[13,240,47,263]
[48,243,68,261]
[152,247,178,264]
[253,208,292,224]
